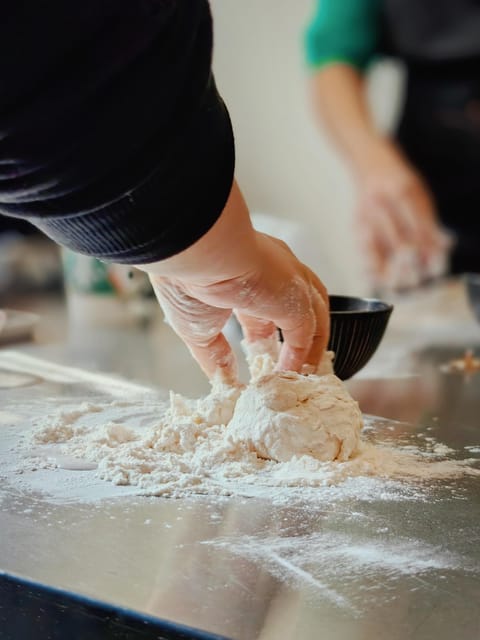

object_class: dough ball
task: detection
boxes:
[227,372,362,463]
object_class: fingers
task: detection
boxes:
[236,283,316,373]
[358,224,388,286]
[307,268,329,309]
[187,333,238,385]
[357,199,393,285]
[276,273,330,373]
[302,269,330,367]
[403,186,452,281]
[150,276,238,384]
[304,285,330,368]
[149,235,332,381]
[359,177,451,291]
[234,312,277,343]
[237,274,329,373]
[401,185,440,253]
[372,198,404,253]
[363,179,434,250]
[277,306,316,373]
[235,262,329,373]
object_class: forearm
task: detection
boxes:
[310,63,387,176]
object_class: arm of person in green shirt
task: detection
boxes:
[305,0,380,70]
[305,0,448,291]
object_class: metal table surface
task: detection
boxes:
[1,282,479,640]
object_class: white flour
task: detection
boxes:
[203,530,479,611]
[25,342,480,500]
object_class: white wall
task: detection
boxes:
[210,0,404,296]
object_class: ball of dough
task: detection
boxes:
[227,372,362,462]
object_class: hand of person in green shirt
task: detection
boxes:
[305,0,451,291]
[353,135,450,289]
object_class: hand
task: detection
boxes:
[140,182,330,383]
[354,140,451,291]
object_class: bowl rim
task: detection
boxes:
[328,294,394,315]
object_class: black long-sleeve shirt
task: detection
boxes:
[0,0,234,263]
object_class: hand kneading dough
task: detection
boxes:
[227,371,362,462]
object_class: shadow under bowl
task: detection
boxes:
[328,295,394,380]
[464,273,480,323]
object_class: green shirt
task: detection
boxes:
[305,0,380,71]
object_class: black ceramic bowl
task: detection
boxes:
[328,295,393,380]
[465,273,480,323]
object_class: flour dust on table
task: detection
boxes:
[20,338,480,499]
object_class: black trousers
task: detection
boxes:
[397,62,480,274]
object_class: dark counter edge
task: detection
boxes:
[0,570,232,640]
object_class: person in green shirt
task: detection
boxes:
[305,0,480,290]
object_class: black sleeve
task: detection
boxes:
[0,0,235,264]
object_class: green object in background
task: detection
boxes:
[61,249,156,328]
[304,0,380,71]
[62,250,115,295]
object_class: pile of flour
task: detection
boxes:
[28,340,480,498]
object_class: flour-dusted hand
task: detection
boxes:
[149,234,329,382]
[140,182,330,382]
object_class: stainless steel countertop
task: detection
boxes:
[1,281,480,640]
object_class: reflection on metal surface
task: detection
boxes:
[0,368,42,389]
[0,351,154,397]
[440,349,480,376]
[0,309,39,345]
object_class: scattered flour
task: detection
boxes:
[25,340,480,499]
[465,445,480,454]
[203,530,479,610]
[0,370,39,389]
[0,411,23,425]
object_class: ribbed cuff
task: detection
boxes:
[31,78,235,264]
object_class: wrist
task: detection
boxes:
[350,136,406,182]
[349,133,389,170]
[136,181,260,284]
